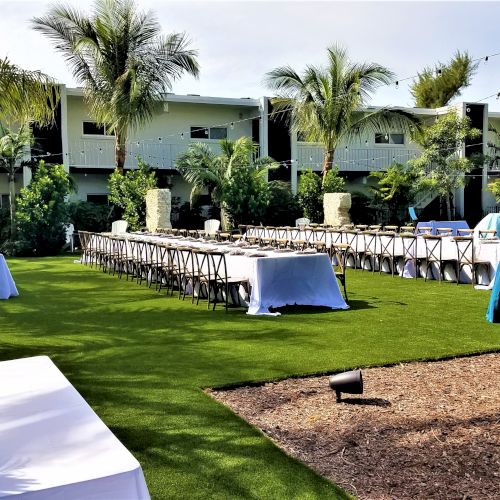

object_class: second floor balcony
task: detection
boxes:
[297,143,422,172]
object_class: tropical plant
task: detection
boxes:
[411,51,479,108]
[0,57,59,125]
[16,162,73,255]
[322,168,345,193]
[0,124,33,239]
[265,181,301,226]
[108,159,157,230]
[486,178,500,203]
[370,162,420,223]
[409,111,481,220]
[175,137,278,229]
[33,0,199,174]
[297,169,322,222]
[265,45,420,182]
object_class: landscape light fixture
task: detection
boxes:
[329,369,363,402]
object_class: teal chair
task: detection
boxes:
[408,207,418,221]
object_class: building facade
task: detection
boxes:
[1,85,498,223]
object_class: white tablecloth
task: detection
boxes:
[0,356,150,500]
[90,234,348,316]
[0,254,18,300]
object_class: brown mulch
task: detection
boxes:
[209,353,500,499]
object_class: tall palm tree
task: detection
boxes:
[0,57,59,125]
[33,0,200,174]
[265,45,420,181]
[0,124,33,239]
[176,137,276,229]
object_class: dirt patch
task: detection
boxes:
[210,354,500,499]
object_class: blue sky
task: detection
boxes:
[1,0,500,110]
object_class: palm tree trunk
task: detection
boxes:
[115,133,126,174]
[322,149,334,181]
[7,167,17,240]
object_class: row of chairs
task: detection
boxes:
[78,231,249,311]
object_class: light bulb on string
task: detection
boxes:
[204,128,209,136]
[180,132,184,140]
[136,141,140,147]
[365,140,368,146]
[158,137,162,143]
[485,56,489,62]
[384,134,389,140]
[466,107,471,113]
[395,81,399,89]
[309,155,313,162]
[230,122,234,130]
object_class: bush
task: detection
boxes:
[222,167,270,228]
[265,181,301,226]
[67,200,115,233]
[297,169,323,222]
[108,159,157,231]
[322,168,345,194]
[15,162,72,256]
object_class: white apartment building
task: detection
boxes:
[1,85,498,223]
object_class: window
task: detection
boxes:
[375,133,405,145]
[86,194,109,205]
[83,122,113,136]
[190,126,227,140]
[0,194,9,208]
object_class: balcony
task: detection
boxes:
[297,143,422,172]
[68,138,224,169]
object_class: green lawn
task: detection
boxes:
[2,256,499,499]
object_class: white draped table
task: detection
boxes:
[93,234,348,316]
[0,356,150,500]
[0,254,18,300]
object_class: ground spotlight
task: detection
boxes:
[329,370,363,402]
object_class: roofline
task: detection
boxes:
[65,87,260,107]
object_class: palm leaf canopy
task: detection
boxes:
[0,124,33,167]
[0,58,59,126]
[265,45,420,152]
[32,0,199,135]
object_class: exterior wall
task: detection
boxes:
[0,173,23,197]
[66,94,257,170]
[69,173,109,201]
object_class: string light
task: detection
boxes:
[230,122,234,130]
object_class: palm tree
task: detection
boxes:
[0,125,33,239]
[265,45,420,181]
[33,0,200,174]
[176,137,276,229]
[0,57,59,126]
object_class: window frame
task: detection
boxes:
[190,126,228,140]
[374,133,405,146]
[82,121,114,137]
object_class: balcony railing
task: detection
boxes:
[297,143,422,172]
[68,138,224,169]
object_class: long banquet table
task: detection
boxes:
[100,233,348,316]
[0,356,150,499]
[244,227,500,285]
[0,254,18,300]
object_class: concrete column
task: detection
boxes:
[59,85,70,172]
[290,130,298,194]
[259,96,269,158]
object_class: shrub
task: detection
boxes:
[222,167,270,227]
[67,200,115,232]
[108,159,157,231]
[266,181,301,226]
[297,169,322,222]
[322,168,345,193]
[15,161,72,256]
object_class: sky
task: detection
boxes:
[1,0,500,110]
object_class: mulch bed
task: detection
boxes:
[209,353,500,499]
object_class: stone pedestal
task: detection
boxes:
[146,189,171,231]
[323,193,351,226]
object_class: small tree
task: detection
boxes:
[371,162,420,223]
[409,111,481,220]
[108,160,157,230]
[487,178,500,202]
[0,124,33,239]
[297,169,322,222]
[16,162,72,255]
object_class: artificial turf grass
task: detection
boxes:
[1,256,499,499]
